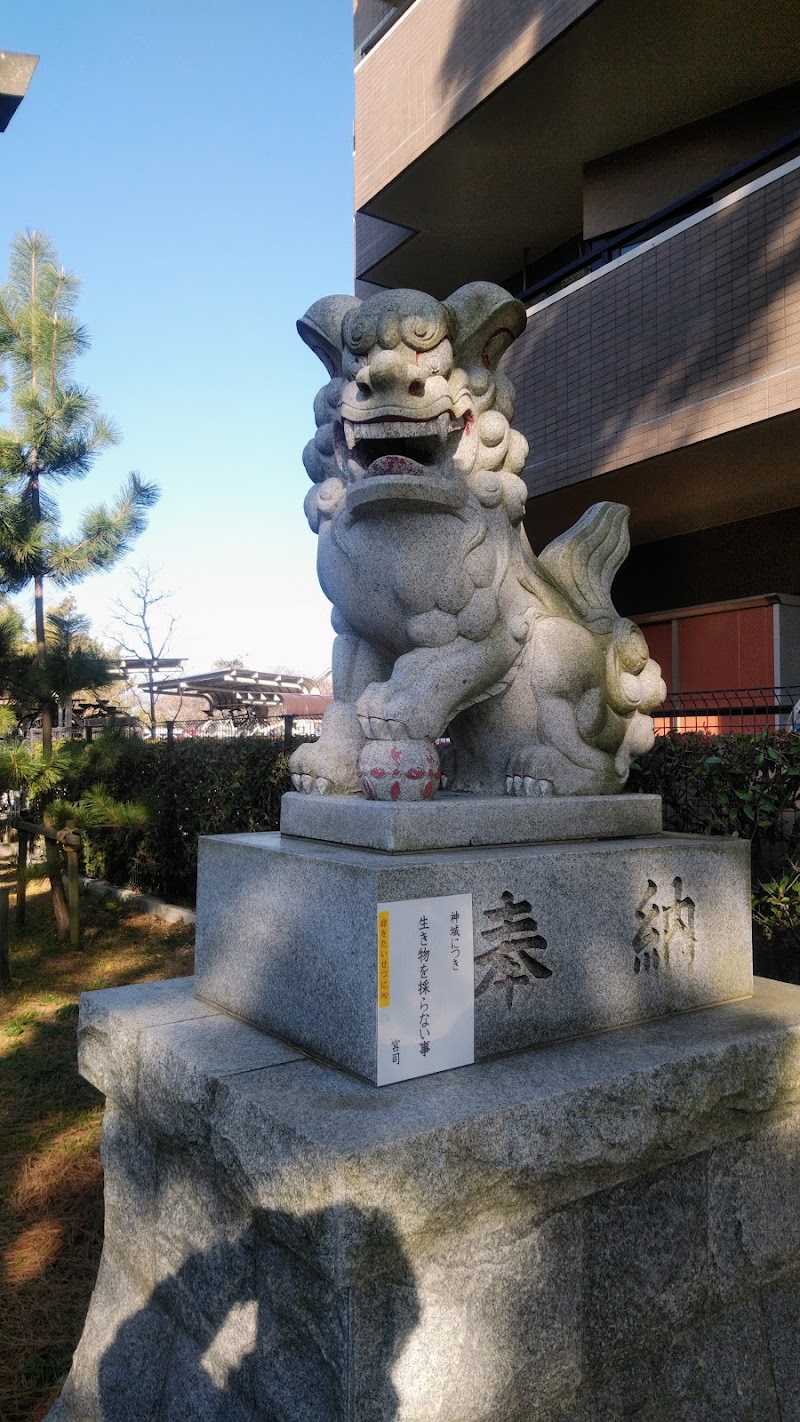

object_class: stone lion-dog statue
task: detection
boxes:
[290,281,665,800]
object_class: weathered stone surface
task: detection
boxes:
[59,1243,176,1422]
[708,1112,800,1298]
[154,1328,260,1422]
[384,1207,582,1422]
[584,1155,709,1374]
[649,1296,782,1421]
[95,976,800,1271]
[49,977,800,1421]
[137,1013,303,1143]
[290,285,666,802]
[280,789,664,851]
[153,1152,256,1356]
[78,977,217,1111]
[100,1103,159,1289]
[255,1234,349,1422]
[763,1266,800,1421]
[195,829,751,1081]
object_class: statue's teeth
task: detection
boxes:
[437,413,450,443]
[343,420,357,451]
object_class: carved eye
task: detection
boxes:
[400,310,446,352]
[342,351,366,380]
[343,310,376,355]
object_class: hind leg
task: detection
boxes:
[504,740,624,796]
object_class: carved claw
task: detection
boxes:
[358,712,412,741]
[505,770,555,797]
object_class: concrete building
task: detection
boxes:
[353,0,800,720]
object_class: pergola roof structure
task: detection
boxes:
[151,669,331,721]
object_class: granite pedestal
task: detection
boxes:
[49,975,800,1422]
[194,794,752,1084]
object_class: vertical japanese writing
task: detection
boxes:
[418,914,431,1056]
[378,910,390,1007]
[450,909,461,970]
[376,893,474,1084]
[633,876,697,973]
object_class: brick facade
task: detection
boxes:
[505,161,800,497]
[355,0,601,208]
[354,0,398,53]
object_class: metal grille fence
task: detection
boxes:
[652,687,800,737]
[21,690,800,747]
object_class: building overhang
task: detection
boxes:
[524,409,800,553]
[0,51,38,132]
[357,0,800,295]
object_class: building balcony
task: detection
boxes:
[507,155,800,565]
[354,0,800,297]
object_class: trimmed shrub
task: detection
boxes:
[54,736,294,906]
[629,731,800,953]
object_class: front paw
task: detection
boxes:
[355,683,415,741]
[289,739,361,796]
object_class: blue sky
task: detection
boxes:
[0,1,354,674]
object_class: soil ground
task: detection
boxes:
[0,880,194,1422]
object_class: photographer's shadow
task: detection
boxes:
[60,1203,419,1422]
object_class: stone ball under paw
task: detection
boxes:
[358,740,441,802]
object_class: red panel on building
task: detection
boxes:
[642,621,673,693]
[678,605,773,691]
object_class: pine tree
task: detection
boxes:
[0,230,158,937]
[0,230,158,754]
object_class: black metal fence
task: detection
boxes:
[652,686,800,737]
[23,688,800,748]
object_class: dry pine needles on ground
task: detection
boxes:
[0,880,194,1422]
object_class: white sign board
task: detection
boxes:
[376,892,474,1085]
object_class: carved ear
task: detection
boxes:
[443,282,526,371]
[297,295,362,377]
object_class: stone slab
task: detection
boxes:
[50,977,800,1421]
[279,790,663,852]
[194,829,752,1083]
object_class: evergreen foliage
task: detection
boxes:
[0,230,158,752]
[55,736,294,905]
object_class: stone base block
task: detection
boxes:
[49,976,800,1422]
[195,830,752,1083]
[279,790,664,852]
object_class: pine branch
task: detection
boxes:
[48,472,160,583]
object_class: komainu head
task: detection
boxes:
[297,282,530,528]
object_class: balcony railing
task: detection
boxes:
[512,128,800,307]
[358,0,417,59]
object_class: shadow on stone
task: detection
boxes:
[56,1203,419,1422]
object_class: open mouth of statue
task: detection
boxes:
[340,414,467,478]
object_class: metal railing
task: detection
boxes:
[514,127,800,306]
[19,690,800,748]
[652,686,800,737]
[22,715,325,748]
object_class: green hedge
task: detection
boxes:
[629,731,800,951]
[60,737,294,906]
[627,730,800,845]
[43,730,800,933]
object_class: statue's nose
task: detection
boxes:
[356,349,418,396]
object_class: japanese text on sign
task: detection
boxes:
[376,893,474,1085]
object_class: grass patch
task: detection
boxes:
[0,879,194,1422]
